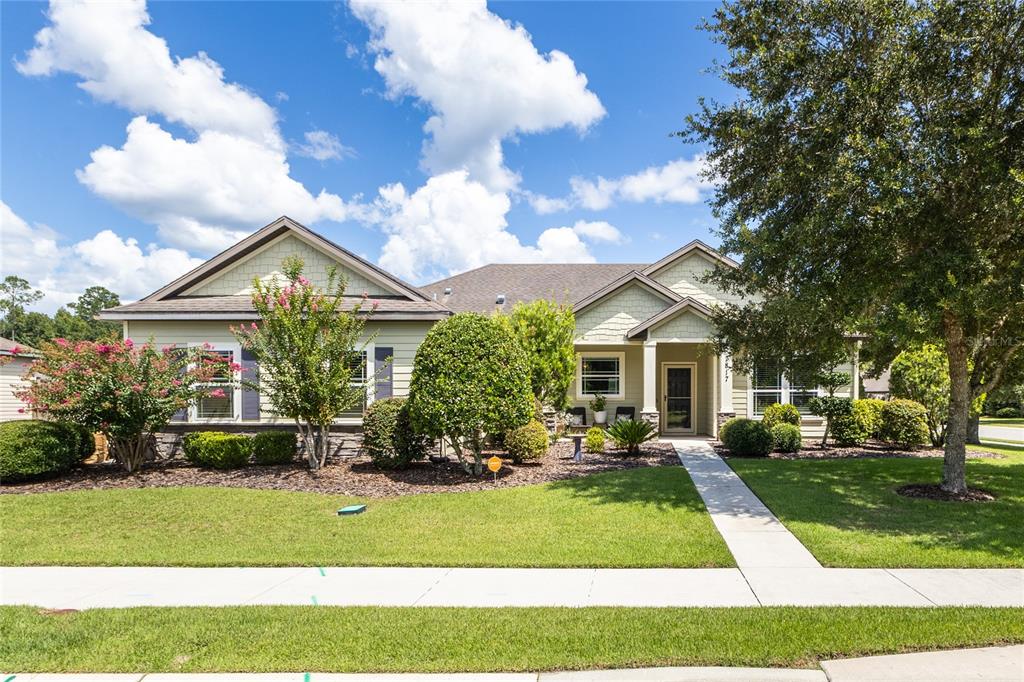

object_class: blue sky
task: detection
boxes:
[1,1,732,309]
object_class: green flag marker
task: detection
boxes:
[337,504,366,515]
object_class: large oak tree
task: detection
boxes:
[687,0,1023,493]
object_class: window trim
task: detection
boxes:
[576,351,626,401]
[746,363,823,418]
[337,344,375,422]
[189,342,242,423]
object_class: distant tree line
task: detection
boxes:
[0,275,121,347]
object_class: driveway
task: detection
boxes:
[980,422,1024,443]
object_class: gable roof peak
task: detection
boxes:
[572,269,682,313]
[642,239,738,276]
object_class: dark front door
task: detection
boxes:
[664,365,694,433]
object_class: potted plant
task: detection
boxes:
[590,393,608,425]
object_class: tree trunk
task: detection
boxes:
[942,317,970,495]
[966,414,981,445]
[110,433,151,473]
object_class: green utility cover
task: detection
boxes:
[337,504,367,515]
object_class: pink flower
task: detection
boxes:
[124,338,134,348]
[131,384,144,393]
[278,294,288,306]
[172,379,182,387]
[208,388,227,398]
[202,342,213,350]
[228,362,243,372]
[96,344,113,354]
[371,300,380,311]
[54,338,69,347]
[10,345,21,356]
[311,302,318,312]
[17,408,25,414]
[297,276,311,287]
[361,291,369,299]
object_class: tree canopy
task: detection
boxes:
[687,0,1023,493]
[0,276,120,346]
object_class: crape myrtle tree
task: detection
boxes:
[232,256,378,470]
[687,0,1024,494]
[409,313,533,476]
[499,299,577,412]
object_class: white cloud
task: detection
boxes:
[350,0,605,192]
[16,0,350,254]
[530,156,713,213]
[368,171,607,282]
[0,202,203,312]
[568,220,624,243]
[295,130,356,162]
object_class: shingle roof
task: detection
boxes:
[0,336,40,356]
[100,296,450,320]
[422,263,645,314]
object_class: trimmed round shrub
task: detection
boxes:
[0,420,84,482]
[584,426,606,453]
[720,417,773,456]
[995,406,1021,418]
[251,430,297,465]
[877,399,930,449]
[65,424,97,460]
[362,397,429,470]
[505,420,549,463]
[182,432,251,469]
[831,399,881,446]
[761,402,801,430]
[856,398,887,439]
[770,423,802,453]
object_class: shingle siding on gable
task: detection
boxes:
[575,284,671,343]
[648,253,744,306]
[648,310,714,341]
[190,235,391,297]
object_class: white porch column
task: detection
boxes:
[641,341,659,429]
[718,351,734,413]
[852,341,861,400]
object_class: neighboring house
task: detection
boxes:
[100,216,861,442]
[0,337,39,422]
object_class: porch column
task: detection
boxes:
[852,340,861,399]
[641,341,659,430]
[717,351,735,433]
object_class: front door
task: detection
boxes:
[662,363,696,434]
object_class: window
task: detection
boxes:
[339,350,368,418]
[750,362,820,416]
[577,352,625,399]
[751,363,783,415]
[196,349,235,419]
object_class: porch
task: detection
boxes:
[569,341,733,437]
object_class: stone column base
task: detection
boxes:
[716,411,737,435]
[640,410,660,434]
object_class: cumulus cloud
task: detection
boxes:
[1,202,203,312]
[350,0,605,192]
[16,0,350,254]
[368,171,613,282]
[529,156,713,214]
[295,130,356,162]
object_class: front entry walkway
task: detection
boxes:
[1,440,1022,609]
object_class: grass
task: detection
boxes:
[0,466,733,567]
[980,416,1024,426]
[2,605,1022,673]
[727,444,1024,568]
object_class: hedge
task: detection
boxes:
[251,431,297,465]
[182,432,251,469]
[0,420,85,482]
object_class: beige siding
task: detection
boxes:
[647,252,746,306]
[188,234,391,297]
[125,319,432,424]
[0,357,34,422]
[568,344,643,422]
[575,284,671,343]
[648,310,714,341]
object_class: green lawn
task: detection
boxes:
[727,445,1024,568]
[981,416,1024,426]
[2,606,1021,673]
[0,466,733,567]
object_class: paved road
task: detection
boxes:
[980,423,1024,443]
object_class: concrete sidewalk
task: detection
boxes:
[4,644,1023,681]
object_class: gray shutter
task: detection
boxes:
[170,345,188,422]
[374,346,393,400]
[241,348,260,420]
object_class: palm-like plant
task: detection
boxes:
[606,419,656,456]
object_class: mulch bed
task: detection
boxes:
[896,483,997,503]
[0,440,680,498]
[715,440,1006,461]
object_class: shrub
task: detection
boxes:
[606,419,656,455]
[877,399,930,449]
[831,399,881,446]
[770,423,802,453]
[584,426,606,453]
[251,430,297,465]
[182,432,251,469]
[362,398,429,470]
[0,420,84,482]
[409,313,533,476]
[856,398,887,439]
[996,406,1021,418]
[808,395,854,446]
[505,420,549,463]
[761,403,801,430]
[499,299,576,411]
[890,344,950,446]
[720,418,773,456]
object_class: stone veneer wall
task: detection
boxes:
[154,424,364,460]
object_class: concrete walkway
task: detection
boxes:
[4,645,1023,681]
[981,423,1024,443]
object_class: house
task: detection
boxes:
[0,337,39,422]
[100,216,860,445]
